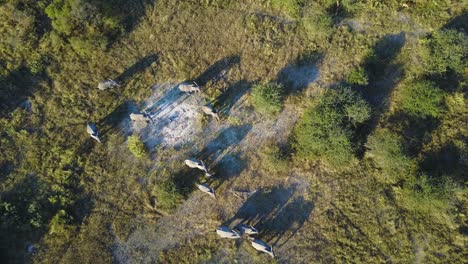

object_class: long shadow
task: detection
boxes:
[354,32,406,156]
[143,84,191,121]
[225,185,314,247]
[198,124,252,165]
[213,79,252,116]
[443,12,467,33]
[116,54,158,84]
[194,55,240,87]
[276,51,323,95]
[191,125,252,190]
[0,67,37,117]
[224,185,295,227]
[258,196,314,247]
[170,125,251,196]
[171,167,203,198]
[100,101,139,135]
[419,141,467,182]
[210,153,246,190]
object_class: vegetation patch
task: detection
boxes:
[366,129,413,183]
[292,87,370,165]
[250,82,285,115]
[400,80,445,119]
[127,135,148,158]
[346,66,369,86]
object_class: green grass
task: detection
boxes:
[346,67,369,86]
[127,135,148,158]
[250,82,285,115]
[366,129,413,183]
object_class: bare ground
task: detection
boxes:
[112,60,320,262]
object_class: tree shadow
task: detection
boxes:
[116,54,158,84]
[325,2,357,24]
[194,55,241,86]
[213,79,252,116]
[387,111,440,156]
[276,51,323,95]
[0,173,93,262]
[94,0,154,46]
[0,67,37,117]
[442,12,467,33]
[361,32,406,106]
[353,33,406,156]
[419,142,467,182]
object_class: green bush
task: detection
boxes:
[250,83,284,115]
[424,29,467,76]
[292,87,370,164]
[346,67,369,86]
[45,0,125,54]
[127,135,148,158]
[400,80,445,119]
[69,36,109,56]
[153,181,182,212]
[366,129,412,182]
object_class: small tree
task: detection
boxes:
[128,135,148,158]
[424,29,467,76]
[292,87,370,165]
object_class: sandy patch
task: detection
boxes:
[134,83,203,149]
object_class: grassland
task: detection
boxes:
[0,0,466,263]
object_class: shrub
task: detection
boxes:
[366,129,413,182]
[69,36,109,56]
[424,29,467,76]
[292,87,370,164]
[346,67,369,86]
[45,0,125,54]
[153,181,182,212]
[250,83,284,115]
[400,80,445,119]
[127,135,148,158]
[49,210,73,236]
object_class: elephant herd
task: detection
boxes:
[89,80,274,258]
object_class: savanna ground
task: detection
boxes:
[0,0,467,263]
